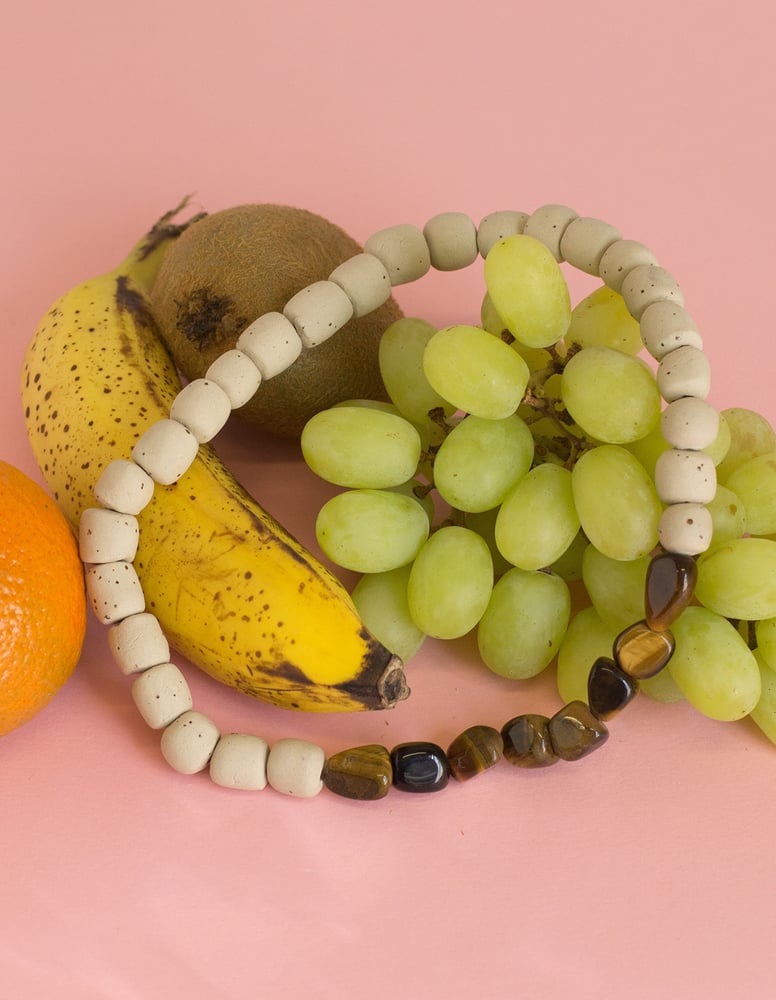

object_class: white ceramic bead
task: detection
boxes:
[621,264,684,320]
[559,217,621,276]
[658,502,713,556]
[209,733,269,790]
[598,240,659,293]
[363,224,431,286]
[170,379,232,443]
[661,397,720,451]
[161,711,220,775]
[639,300,703,360]
[205,349,262,408]
[93,459,155,515]
[657,345,711,402]
[283,280,354,349]
[422,212,479,271]
[266,738,325,798]
[328,253,392,318]
[523,204,579,260]
[477,211,529,258]
[131,661,193,730]
[654,449,717,505]
[236,312,303,379]
[85,560,145,625]
[79,507,139,564]
[131,419,199,486]
[108,612,170,675]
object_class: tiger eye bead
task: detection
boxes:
[645,551,697,631]
[614,620,676,679]
[548,701,609,761]
[447,725,503,781]
[501,714,558,768]
[587,656,639,720]
[322,745,392,801]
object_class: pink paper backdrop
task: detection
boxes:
[2,2,775,997]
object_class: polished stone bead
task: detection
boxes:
[614,620,676,679]
[587,656,639,720]
[322,744,392,801]
[447,725,504,781]
[548,701,609,761]
[501,714,558,768]
[390,742,449,793]
[645,550,698,631]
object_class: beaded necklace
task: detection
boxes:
[80,204,716,801]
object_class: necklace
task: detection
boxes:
[79,204,723,800]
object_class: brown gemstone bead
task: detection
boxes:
[587,656,639,720]
[614,620,675,679]
[322,744,392,800]
[548,700,608,761]
[501,714,558,768]
[447,725,503,781]
[645,550,697,631]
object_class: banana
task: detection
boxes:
[20,200,408,713]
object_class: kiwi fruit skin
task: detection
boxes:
[150,204,403,438]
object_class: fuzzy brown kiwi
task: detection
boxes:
[150,204,403,438]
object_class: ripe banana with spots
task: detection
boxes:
[20,201,408,712]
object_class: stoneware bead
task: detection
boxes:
[205,349,262,409]
[236,312,304,379]
[85,560,145,625]
[654,448,717,505]
[131,418,199,486]
[93,459,155,516]
[658,502,714,556]
[390,742,449,793]
[639,301,703,360]
[657,345,712,402]
[558,217,621,276]
[322,744,393,800]
[363,224,431,286]
[501,714,558,768]
[160,710,220,775]
[169,378,232,444]
[587,656,639,720]
[209,733,270,791]
[661,396,720,451]
[78,507,139,564]
[446,725,504,781]
[620,264,684,321]
[266,738,325,798]
[598,239,659,293]
[108,612,170,676]
[614,621,676,679]
[645,552,698,632]
[523,204,579,260]
[283,280,355,349]
[131,661,193,730]
[476,210,529,257]
[328,253,392,318]
[547,701,609,761]
[422,211,479,271]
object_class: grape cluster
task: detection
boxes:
[300,234,776,740]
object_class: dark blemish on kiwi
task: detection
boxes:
[174,287,242,349]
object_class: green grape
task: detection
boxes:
[749,651,776,744]
[301,406,421,488]
[407,526,493,639]
[423,324,529,420]
[386,478,436,523]
[625,423,670,480]
[378,317,456,425]
[548,528,589,581]
[755,618,776,672]
[668,606,761,721]
[463,507,513,578]
[639,667,685,704]
[706,484,747,546]
[565,285,642,355]
[716,407,776,482]
[351,564,425,663]
[582,545,651,631]
[481,292,554,372]
[483,234,571,348]
[477,566,570,679]
[495,463,579,570]
[316,489,429,574]
[572,445,662,561]
[704,412,732,467]
[561,346,661,444]
[696,537,776,620]
[432,413,534,513]
[556,606,617,704]
[724,452,776,536]
[333,398,400,414]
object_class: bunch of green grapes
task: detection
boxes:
[300,234,776,744]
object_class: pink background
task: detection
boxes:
[2,2,775,997]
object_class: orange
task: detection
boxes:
[0,460,87,736]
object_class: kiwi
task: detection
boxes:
[150,204,403,438]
